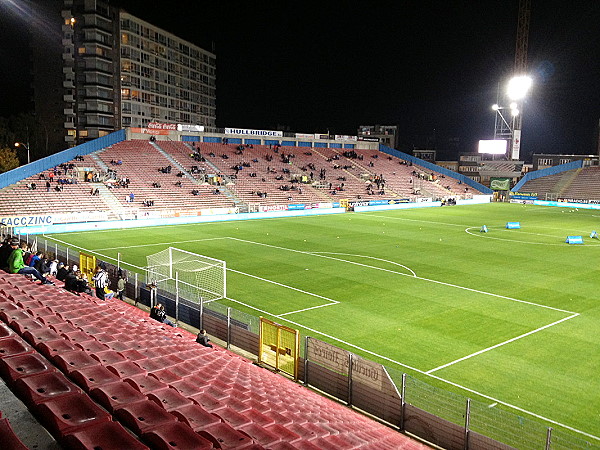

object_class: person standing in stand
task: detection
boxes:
[92,264,109,300]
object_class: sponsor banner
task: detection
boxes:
[225,127,283,137]
[558,198,592,204]
[295,133,314,139]
[307,338,382,390]
[349,201,370,208]
[259,204,288,212]
[535,200,600,210]
[510,199,535,204]
[387,199,411,204]
[287,204,306,211]
[510,194,538,201]
[0,215,54,227]
[357,136,380,142]
[177,124,204,132]
[148,122,178,130]
[334,135,358,141]
[53,211,109,224]
[314,134,329,140]
[332,202,341,208]
[313,202,333,209]
[511,129,521,160]
[417,197,433,203]
[490,177,511,190]
[368,200,388,206]
[130,127,170,136]
[512,191,537,198]
[200,207,237,216]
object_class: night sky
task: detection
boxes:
[1,0,599,161]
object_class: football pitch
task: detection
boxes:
[45,203,600,442]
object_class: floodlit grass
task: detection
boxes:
[46,203,600,441]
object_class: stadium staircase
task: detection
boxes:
[0,272,427,449]
[553,167,582,198]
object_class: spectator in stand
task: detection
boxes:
[92,264,109,300]
[129,192,135,203]
[56,263,70,281]
[0,235,15,271]
[117,276,125,300]
[149,303,176,327]
[49,259,59,277]
[7,240,54,284]
[196,329,213,348]
[28,251,42,268]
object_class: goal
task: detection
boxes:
[146,247,226,303]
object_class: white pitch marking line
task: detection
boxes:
[278,303,338,316]
[310,252,417,277]
[227,268,339,305]
[227,237,577,315]
[425,313,580,374]
[224,295,599,442]
[95,237,228,251]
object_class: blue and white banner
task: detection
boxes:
[225,128,283,137]
[0,215,54,227]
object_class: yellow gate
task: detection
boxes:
[79,252,96,282]
[259,317,300,380]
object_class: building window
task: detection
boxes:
[538,158,553,166]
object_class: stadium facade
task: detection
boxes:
[33,0,216,149]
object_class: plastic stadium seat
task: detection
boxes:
[169,378,204,397]
[134,357,165,373]
[117,348,147,362]
[62,420,150,450]
[22,327,62,346]
[114,400,177,435]
[47,321,80,336]
[74,340,110,354]
[0,336,34,359]
[69,365,121,392]
[171,403,220,432]
[311,433,369,449]
[52,350,101,375]
[147,387,193,412]
[213,406,252,428]
[36,339,78,359]
[0,322,15,339]
[148,368,182,384]
[106,360,147,379]
[141,421,213,450]
[0,352,56,385]
[104,340,134,352]
[60,330,96,344]
[75,324,104,335]
[92,332,119,345]
[266,423,303,444]
[35,392,112,438]
[36,314,67,327]
[89,350,126,365]
[13,371,81,406]
[287,422,330,440]
[9,317,44,336]
[200,422,256,449]
[0,309,31,325]
[124,374,168,394]
[270,441,321,450]
[238,422,282,447]
[89,381,147,413]
[0,417,28,450]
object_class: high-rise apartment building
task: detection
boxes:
[36,0,217,148]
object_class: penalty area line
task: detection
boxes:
[425,313,580,374]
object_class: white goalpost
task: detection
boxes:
[146,247,226,303]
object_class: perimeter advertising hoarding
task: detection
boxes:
[478,140,508,154]
[0,215,54,227]
[225,128,283,137]
[490,178,511,190]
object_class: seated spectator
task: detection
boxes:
[56,263,70,281]
[7,240,54,285]
[149,303,176,327]
[48,259,58,276]
[196,329,213,348]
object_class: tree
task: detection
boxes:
[0,147,20,173]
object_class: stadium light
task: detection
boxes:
[14,142,30,164]
[507,75,532,100]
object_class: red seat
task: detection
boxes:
[76,324,104,335]
[199,422,256,449]
[214,406,252,428]
[171,403,220,432]
[1,309,32,325]
[169,378,204,397]
[148,368,182,384]
[69,365,122,392]
[124,373,168,394]
[35,313,64,327]
[189,391,227,413]
[89,350,126,365]
[106,360,147,378]
[93,332,118,345]
[141,421,213,450]
[60,330,95,344]
[22,327,62,346]
[0,322,15,339]
[147,387,193,412]
[62,420,150,450]
[239,422,282,447]
[13,371,81,406]
[0,336,34,359]
[74,340,110,354]
[134,357,165,372]
[35,392,112,439]
[8,317,44,336]
[48,321,80,336]
[0,352,55,385]
[0,417,28,450]
[52,350,101,375]
[37,339,78,359]
[114,400,176,434]
[89,381,147,412]
[117,349,147,362]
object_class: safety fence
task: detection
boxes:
[21,234,600,450]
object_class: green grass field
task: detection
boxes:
[46,203,600,442]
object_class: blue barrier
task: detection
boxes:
[506,222,521,229]
[566,236,584,244]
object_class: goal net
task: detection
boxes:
[146,247,226,303]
